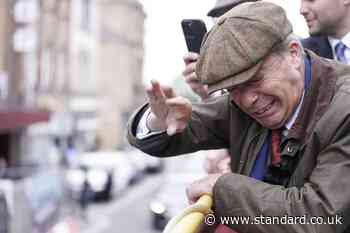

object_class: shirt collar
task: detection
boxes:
[285,91,304,131]
[328,32,350,48]
[284,56,311,131]
[328,32,350,62]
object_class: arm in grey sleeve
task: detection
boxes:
[127,94,236,157]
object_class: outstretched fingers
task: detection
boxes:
[146,80,170,121]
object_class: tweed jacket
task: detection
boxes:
[127,51,350,233]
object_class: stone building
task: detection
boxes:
[96,0,146,150]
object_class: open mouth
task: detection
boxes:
[254,100,275,116]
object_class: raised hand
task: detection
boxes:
[146,80,192,136]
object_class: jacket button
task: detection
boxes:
[287,146,294,153]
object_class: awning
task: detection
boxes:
[0,106,50,131]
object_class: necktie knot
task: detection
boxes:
[335,41,348,64]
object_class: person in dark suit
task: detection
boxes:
[301,36,333,59]
[300,0,350,63]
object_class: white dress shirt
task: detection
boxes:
[328,32,350,65]
[136,108,165,139]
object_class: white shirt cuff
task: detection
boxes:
[136,108,166,139]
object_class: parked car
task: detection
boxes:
[66,151,143,201]
[149,153,206,230]
[127,149,164,174]
[66,167,113,201]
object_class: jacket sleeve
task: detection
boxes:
[212,93,350,233]
[127,94,240,157]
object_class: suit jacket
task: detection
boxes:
[302,36,333,59]
[127,50,350,233]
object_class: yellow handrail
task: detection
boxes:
[163,195,213,233]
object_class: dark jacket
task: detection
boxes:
[302,36,333,59]
[127,51,350,233]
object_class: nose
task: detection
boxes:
[240,88,259,109]
[299,0,308,17]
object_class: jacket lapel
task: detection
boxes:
[287,50,337,146]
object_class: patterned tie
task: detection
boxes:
[335,41,348,64]
[271,129,282,166]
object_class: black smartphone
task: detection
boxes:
[181,19,207,53]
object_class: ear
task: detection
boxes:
[287,41,303,70]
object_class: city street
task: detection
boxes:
[82,174,163,233]
[80,155,204,233]
[82,156,193,233]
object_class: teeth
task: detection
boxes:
[256,101,273,115]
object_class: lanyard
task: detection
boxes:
[304,56,312,90]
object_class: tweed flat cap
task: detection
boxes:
[197,1,293,93]
[207,0,260,17]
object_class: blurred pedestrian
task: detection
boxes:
[79,165,92,221]
[0,158,7,178]
[0,192,8,233]
[128,2,350,232]
[65,136,78,167]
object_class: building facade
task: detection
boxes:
[96,0,145,150]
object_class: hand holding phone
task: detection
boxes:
[181,19,210,100]
[181,19,207,54]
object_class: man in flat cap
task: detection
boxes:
[128,1,350,232]
[186,0,350,178]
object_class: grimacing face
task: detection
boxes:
[229,50,305,129]
[300,0,347,37]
